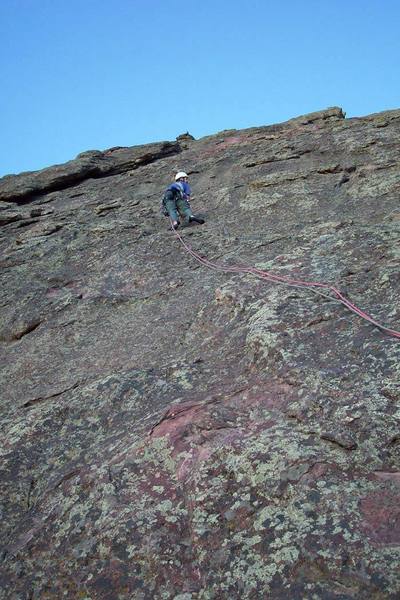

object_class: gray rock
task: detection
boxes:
[0,210,22,225]
[1,107,399,599]
[0,141,181,204]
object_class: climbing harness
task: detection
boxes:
[169,220,400,340]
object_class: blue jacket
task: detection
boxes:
[167,181,191,200]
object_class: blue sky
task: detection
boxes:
[1,0,399,176]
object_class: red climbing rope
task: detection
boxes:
[170,222,400,339]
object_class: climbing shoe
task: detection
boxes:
[172,220,180,229]
[189,215,205,225]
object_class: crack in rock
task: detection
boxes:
[20,381,81,409]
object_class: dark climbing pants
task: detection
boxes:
[163,191,192,223]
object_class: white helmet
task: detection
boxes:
[175,171,188,181]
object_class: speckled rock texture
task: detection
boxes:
[1,107,399,599]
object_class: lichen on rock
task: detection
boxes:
[1,107,400,599]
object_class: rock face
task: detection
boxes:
[0,141,180,204]
[1,107,399,599]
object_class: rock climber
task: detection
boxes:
[162,171,205,229]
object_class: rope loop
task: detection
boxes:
[169,220,400,339]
